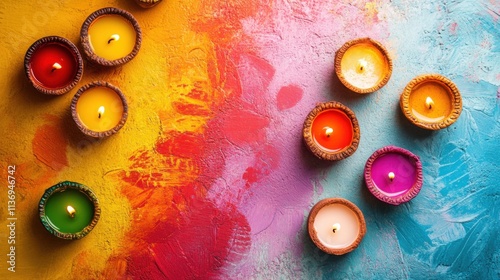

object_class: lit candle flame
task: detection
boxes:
[426,96,434,109]
[51,63,62,72]
[98,106,105,119]
[108,34,120,44]
[388,172,395,181]
[324,127,334,138]
[332,223,341,233]
[358,59,368,72]
[67,205,76,218]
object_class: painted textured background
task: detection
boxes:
[0,0,499,279]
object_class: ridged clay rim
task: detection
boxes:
[80,7,142,66]
[71,81,128,138]
[39,181,101,240]
[308,198,366,255]
[334,37,393,94]
[400,74,462,130]
[135,0,162,8]
[364,145,423,205]
[303,101,360,161]
[24,36,83,95]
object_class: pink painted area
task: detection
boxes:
[237,53,276,105]
[242,144,280,188]
[277,84,303,111]
[204,0,390,276]
[142,0,391,277]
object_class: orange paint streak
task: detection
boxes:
[102,1,264,278]
[32,115,69,171]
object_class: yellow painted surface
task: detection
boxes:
[0,0,213,278]
[88,15,137,60]
[75,86,125,132]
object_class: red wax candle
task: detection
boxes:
[25,36,83,95]
[311,109,353,152]
[30,44,77,88]
[303,102,360,161]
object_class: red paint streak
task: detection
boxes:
[276,84,303,111]
[243,145,280,187]
[156,132,205,159]
[127,199,251,279]
[172,101,211,116]
[32,115,68,171]
[211,47,243,99]
[121,148,198,191]
[173,83,214,116]
[106,2,272,278]
[222,108,269,145]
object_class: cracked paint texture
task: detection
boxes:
[0,0,499,279]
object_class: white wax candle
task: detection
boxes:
[313,203,360,249]
[340,43,389,90]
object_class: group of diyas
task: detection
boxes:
[26,2,463,257]
[26,1,161,241]
[304,38,461,255]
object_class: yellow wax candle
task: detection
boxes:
[76,86,125,132]
[88,15,137,60]
[340,42,389,90]
[409,81,452,123]
[400,74,462,130]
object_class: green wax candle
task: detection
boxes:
[45,189,94,233]
[39,181,100,240]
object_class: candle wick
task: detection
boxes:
[426,97,434,109]
[358,59,368,72]
[67,205,76,218]
[325,127,334,138]
[98,106,105,119]
[332,223,341,233]
[51,63,62,72]
[388,172,395,181]
[108,34,120,44]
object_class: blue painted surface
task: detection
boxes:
[301,1,500,279]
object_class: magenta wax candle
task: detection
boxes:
[364,146,423,205]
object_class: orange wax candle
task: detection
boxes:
[71,82,128,137]
[303,102,360,161]
[335,38,392,94]
[81,8,142,66]
[311,110,353,152]
[400,74,462,130]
